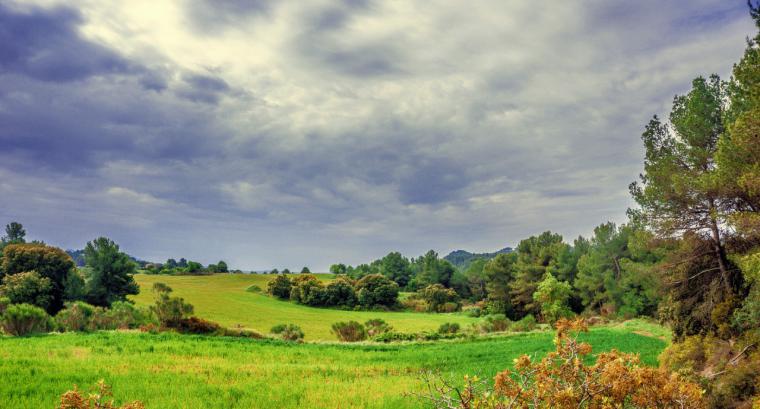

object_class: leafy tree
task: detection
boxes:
[178,258,188,268]
[83,237,139,307]
[289,275,325,306]
[216,261,228,273]
[185,261,203,274]
[463,258,489,301]
[2,222,26,244]
[165,259,178,269]
[300,266,311,274]
[413,250,455,288]
[267,274,292,299]
[378,252,412,288]
[323,277,357,307]
[271,268,280,275]
[0,271,53,310]
[329,263,347,275]
[0,243,74,313]
[355,274,399,308]
[533,273,573,323]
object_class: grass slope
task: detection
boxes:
[0,327,665,408]
[130,274,479,340]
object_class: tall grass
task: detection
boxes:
[0,328,665,408]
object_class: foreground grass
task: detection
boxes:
[130,274,479,340]
[0,327,665,409]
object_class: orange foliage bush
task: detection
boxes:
[59,380,143,409]
[419,318,706,409]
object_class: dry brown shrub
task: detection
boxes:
[59,380,143,409]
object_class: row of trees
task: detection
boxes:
[142,258,231,275]
[0,223,139,314]
[267,273,399,309]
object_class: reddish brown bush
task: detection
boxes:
[174,316,222,334]
[59,380,143,409]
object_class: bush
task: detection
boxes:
[174,317,222,335]
[289,275,326,306]
[478,314,510,333]
[0,270,54,311]
[245,285,262,293]
[373,331,417,342]
[355,274,399,308]
[418,284,461,313]
[55,301,96,332]
[267,275,291,299]
[331,321,367,342]
[1,303,52,336]
[323,278,357,307]
[420,319,705,409]
[464,306,482,317]
[270,323,304,341]
[220,327,265,339]
[512,314,537,332]
[0,296,10,315]
[365,318,392,337]
[102,301,153,329]
[438,322,460,334]
[59,380,144,409]
[150,283,193,328]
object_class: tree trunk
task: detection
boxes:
[708,210,732,295]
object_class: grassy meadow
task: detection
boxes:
[129,273,481,340]
[0,326,666,408]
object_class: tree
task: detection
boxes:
[329,263,347,275]
[0,243,74,313]
[413,250,455,289]
[630,75,737,297]
[463,258,489,301]
[378,252,412,288]
[484,253,517,317]
[355,274,399,308]
[2,222,26,244]
[271,268,280,274]
[533,273,573,323]
[509,232,566,318]
[267,274,292,299]
[419,284,460,312]
[150,283,193,328]
[165,258,178,269]
[300,267,311,274]
[323,277,357,307]
[216,261,228,273]
[83,237,139,307]
[0,271,53,310]
[185,261,203,274]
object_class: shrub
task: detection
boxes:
[512,314,537,332]
[355,274,399,308]
[150,283,193,328]
[55,301,96,332]
[0,270,54,311]
[323,278,357,307]
[267,275,291,299]
[401,297,428,312]
[175,317,222,335]
[464,306,482,317]
[1,303,52,336]
[270,323,304,342]
[438,322,460,334]
[418,319,705,409]
[220,327,265,339]
[0,296,10,315]
[103,301,153,329]
[478,314,510,333]
[289,275,325,305]
[373,331,417,343]
[364,318,392,337]
[245,285,262,293]
[331,321,367,342]
[59,380,144,409]
[419,284,461,312]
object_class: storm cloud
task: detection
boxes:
[0,0,756,270]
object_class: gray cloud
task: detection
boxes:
[0,0,756,270]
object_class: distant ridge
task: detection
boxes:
[443,246,513,270]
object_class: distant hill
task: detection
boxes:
[443,246,513,270]
[66,249,151,268]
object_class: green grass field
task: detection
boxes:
[0,326,666,408]
[130,273,481,340]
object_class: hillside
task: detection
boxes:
[443,247,513,270]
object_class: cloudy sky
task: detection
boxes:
[0,0,756,270]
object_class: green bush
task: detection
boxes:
[266,275,291,299]
[1,303,52,336]
[270,323,304,342]
[55,301,96,332]
[355,274,399,308]
[0,271,54,311]
[364,318,392,337]
[477,314,511,333]
[0,297,9,315]
[331,321,366,342]
[150,283,193,328]
[512,314,537,332]
[465,306,482,317]
[438,322,460,334]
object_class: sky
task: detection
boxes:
[0,0,756,271]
